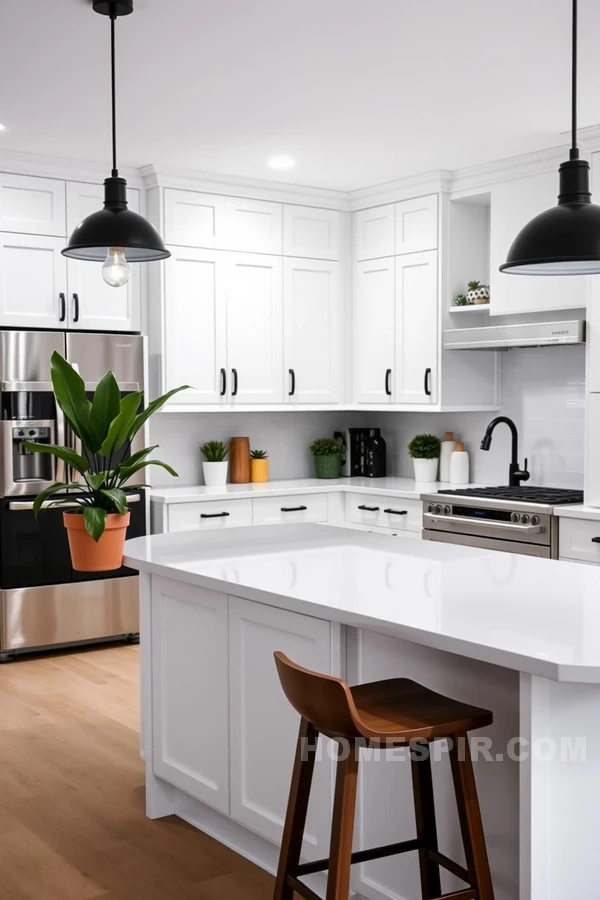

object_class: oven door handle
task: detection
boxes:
[423,513,543,534]
[8,493,141,512]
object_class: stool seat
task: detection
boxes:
[350,677,493,742]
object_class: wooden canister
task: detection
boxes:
[229,437,251,483]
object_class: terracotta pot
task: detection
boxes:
[64,511,130,572]
[250,458,269,483]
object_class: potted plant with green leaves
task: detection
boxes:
[250,449,269,483]
[200,441,229,486]
[408,433,441,482]
[22,352,188,572]
[466,280,490,305]
[309,437,344,479]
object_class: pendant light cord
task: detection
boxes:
[571,0,579,160]
[110,8,118,177]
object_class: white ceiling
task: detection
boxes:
[1,0,599,191]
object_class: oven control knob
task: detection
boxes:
[530,515,539,525]
[28,429,36,436]
[443,505,451,515]
[520,514,530,524]
[434,504,443,515]
[510,512,520,523]
[18,429,25,437]
[427,503,434,513]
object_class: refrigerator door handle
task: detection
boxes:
[55,409,67,485]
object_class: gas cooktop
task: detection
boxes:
[436,486,583,505]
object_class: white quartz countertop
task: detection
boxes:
[150,476,484,504]
[124,524,600,684]
[554,503,600,521]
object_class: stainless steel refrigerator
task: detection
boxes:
[0,330,146,660]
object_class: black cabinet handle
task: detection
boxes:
[232,368,239,396]
[281,505,307,512]
[591,537,600,543]
[289,368,296,396]
[220,368,227,396]
[200,511,230,519]
[358,505,380,512]
[59,292,66,322]
[384,508,408,516]
[72,293,80,324]
[424,367,432,396]
[385,368,392,396]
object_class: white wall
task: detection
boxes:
[150,346,585,490]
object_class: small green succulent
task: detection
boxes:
[408,434,441,460]
[200,441,229,462]
[250,449,268,459]
[309,437,343,456]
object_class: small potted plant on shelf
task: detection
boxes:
[453,293,468,306]
[200,441,229,486]
[22,352,188,572]
[466,280,490,305]
[408,433,441,482]
[250,449,269,483]
[309,437,344,479]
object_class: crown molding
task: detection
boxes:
[348,170,453,210]
[140,164,351,210]
[0,148,144,187]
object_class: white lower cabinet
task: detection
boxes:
[166,499,252,533]
[252,493,328,525]
[228,596,337,858]
[345,493,422,534]
[558,517,600,564]
[151,577,230,813]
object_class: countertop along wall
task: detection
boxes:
[149,345,585,489]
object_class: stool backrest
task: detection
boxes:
[274,651,360,739]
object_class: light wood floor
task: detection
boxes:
[0,644,275,900]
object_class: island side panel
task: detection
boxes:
[347,628,520,900]
[519,674,600,900]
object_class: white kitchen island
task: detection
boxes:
[124,525,600,900]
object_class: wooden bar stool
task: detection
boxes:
[273,652,495,900]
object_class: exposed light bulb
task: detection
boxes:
[102,246,131,287]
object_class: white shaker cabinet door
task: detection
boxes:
[228,596,335,859]
[394,250,438,405]
[283,205,340,260]
[0,173,66,236]
[0,233,67,329]
[489,171,588,315]
[225,197,282,254]
[354,204,395,261]
[284,258,342,404]
[226,253,283,404]
[163,247,227,404]
[394,194,438,254]
[151,577,230,814]
[354,258,396,404]
[65,182,142,332]
[163,189,227,249]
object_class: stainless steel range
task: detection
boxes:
[421,486,584,558]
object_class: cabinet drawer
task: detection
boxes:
[253,493,327,525]
[559,517,600,563]
[167,499,252,533]
[346,493,422,533]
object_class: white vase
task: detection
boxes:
[413,457,439,482]
[202,460,229,486]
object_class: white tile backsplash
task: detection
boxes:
[150,346,585,490]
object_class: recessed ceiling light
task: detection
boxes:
[268,155,295,171]
[0,124,6,132]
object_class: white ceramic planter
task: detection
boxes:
[202,460,229,486]
[413,457,439,482]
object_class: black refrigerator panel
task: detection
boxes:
[0,500,72,589]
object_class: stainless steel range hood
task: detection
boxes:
[443,319,585,350]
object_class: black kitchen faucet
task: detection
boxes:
[480,416,531,488]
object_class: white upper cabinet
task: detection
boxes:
[0,233,67,329]
[163,189,227,248]
[489,171,588,315]
[394,250,438,404]
[65,182,142,332]
[394,194,438,254]
[283,205,340,259]
[284,258,342,403]
[163,247,227,405]
[226,253,283,403]
[0,174,66,236]
[355,258,396,403]
[225,197,282,254]
[355,204,395,261]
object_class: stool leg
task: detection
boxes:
[273,717,319,900]
[326,744,359,900]
[410,741,441,900]
[449,734,495,900]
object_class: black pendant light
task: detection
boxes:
[63,0,170,287]
[500,0,600,276]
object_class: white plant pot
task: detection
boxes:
[202,460,229,486]
[413,457,439,482]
